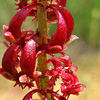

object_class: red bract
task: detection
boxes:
[8,3,42,40]
[60,70,86,98]
[0,44,19,81]
[50,5,74,42]
[55,56,78,72]
[20,39,36,78]
[48,7,67,46]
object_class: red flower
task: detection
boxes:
[0,1,86,100]
[60,70,86,98]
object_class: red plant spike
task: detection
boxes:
[0,0,86,100]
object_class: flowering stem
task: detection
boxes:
[37,0,51,100]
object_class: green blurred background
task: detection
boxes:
[0,0,100,100]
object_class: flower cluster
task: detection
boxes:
[0,0,86,100]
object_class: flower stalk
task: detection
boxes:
[37,0,51,99]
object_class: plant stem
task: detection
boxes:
[37,0,52,100]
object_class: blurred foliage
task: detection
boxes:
[0,0,100,100]
[67,0,100,48]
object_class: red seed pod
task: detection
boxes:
[8,3,42,39]
[2,44,19,80]
[50,5,74,42]
[20,39,36,78]
[48,6,67,46]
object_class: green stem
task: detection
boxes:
[37,0,52,100]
